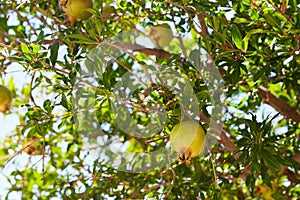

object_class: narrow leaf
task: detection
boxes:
[243,29,264,51]
[231,24,243,50]
[50,43,59,66]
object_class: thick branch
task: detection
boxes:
[105,42,175,60]
[258,86,300,124]
[197,13,209,36]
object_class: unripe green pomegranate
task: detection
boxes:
[149,23,173,48]
[170,120,206,164]
[23,137,43,155]
[0,85,12,114]
[102,5,115,19]
[59,0,93,26]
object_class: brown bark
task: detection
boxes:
[258,86,300,124]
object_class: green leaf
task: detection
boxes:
[21,43,32,60]
[231,67,240,84]
[61,93,70,110]
[253,67,266,82]
[233,17,251,24]
[30,43,40,54]
[261,150,281,171]
[243,29,264,51]
[235,137,250,148]
[250,144,260,172]
[50,43,59,66]
[233,150,248,165]
[21,43,30,54]
[36,30,45,43]
[27,126,37,138]
[67,34,98,44]
[264,12,282,30]
[231,24,243,50]
[43,99,52,114]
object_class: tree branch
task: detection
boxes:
[197,13,209,36]
[258,86,300,124]
[105,42,175,60]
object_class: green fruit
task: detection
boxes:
[102,5,115,19]
[170,120,206,164]
[59,0,93,26]
[23,137,43,155]
[0,85,12,114]
[149,23,173,48]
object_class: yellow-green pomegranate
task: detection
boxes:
[170,120,206,164]
[59,0,93,26]
[102,5,115,19]
[149,23,173,48]
[0,85,12,114]
[23,137,44,155]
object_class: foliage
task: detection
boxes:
[0,0,300,199]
